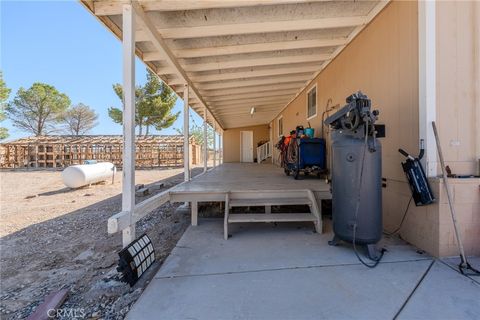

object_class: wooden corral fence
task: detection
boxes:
[0,135,201,169]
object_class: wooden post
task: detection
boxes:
[183,84,190,181]
[220,132,223,164]
[203,107,208,172]
[191,201,198,226]
[35,145,38,168]
[121,3,136,248]
[213,123,217,167]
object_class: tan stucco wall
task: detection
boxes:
[223,125,270,163]
[401,0,480,257]
[436,0,480,175]
[271,1,419,182]
[432,0,480,256]
[268,0,479,257]
[270,0,425,248]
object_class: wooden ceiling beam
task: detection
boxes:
[223,121,272,129]
[201,82,306,98]
[181,54,331,72]
[94,0,330,16]
[190,64,322,83]
[197,74,312,90]
[136,16,366,40]
[146,52,329,71]
[214,108,280,116]
[210,96,291,108]
[131,1,222,129]
[205,89,297,103]
[212,102,284,111]
[174,38,347,58]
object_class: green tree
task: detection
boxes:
[175,117,214,148]
[108,69,179,135]
[6,83,70,136]
[0,72,11,140]
[61,103,99,135]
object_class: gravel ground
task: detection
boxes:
[0,166,205,319]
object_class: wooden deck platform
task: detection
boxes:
[169,163,331,202]
[169,163,331,228]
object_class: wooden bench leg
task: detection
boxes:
[191,201,198,226]
[265,205,271,214]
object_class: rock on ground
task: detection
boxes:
[0,167,205,319]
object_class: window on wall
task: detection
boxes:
[307,85,317,119]
[277,116,283,137]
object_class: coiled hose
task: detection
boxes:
[286,138,298,164]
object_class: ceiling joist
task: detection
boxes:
[189,64,323,83]
[211,102,287,111]
[173,38,347,59]
[83,0,391,129]
[95,0,330,16]
[136,16,366,41]
[130,1,222,130]
[200,82,307,97]
[210,96,292,108]
[205,90,298,103]
[152,54,330,73]
[196,74,312,91]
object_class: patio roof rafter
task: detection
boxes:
[206,91,297,104]
[211,102,286,112]
[196,74,313,91]
[130,1,224,132]
[211,97,291,109]
[174,38,348,59]
[94,0,332,15]
[136,16,367,41]
[190,65,324,83]
[83,0,392,129]
[200,82,308,98]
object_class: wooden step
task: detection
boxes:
[228,213,316,223]
[229,197,311,207]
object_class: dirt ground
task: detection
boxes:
[0,166,205,319]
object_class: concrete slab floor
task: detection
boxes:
[156,219,430,278]
[397,261,480,320]
[127,219,479,320]
[441,256,480,285]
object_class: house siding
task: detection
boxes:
[268,0,479,257]
[223,125,270,163]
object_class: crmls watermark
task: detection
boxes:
[47,308,86,319]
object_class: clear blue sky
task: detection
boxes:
[1,0,204,141]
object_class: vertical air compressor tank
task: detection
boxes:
[331,132,382,244]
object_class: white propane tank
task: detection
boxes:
[62,162,116,188]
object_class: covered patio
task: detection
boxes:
[126,219,480,319]
[80,0,480,318]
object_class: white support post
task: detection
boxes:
[219,133,223,164]
[418,0,437,177]
[203,107,208,172]
[270,124,274,164]
[122,3,136,248]
[474,0,480,163]
[213,124,217,167]
[183,84,190,181]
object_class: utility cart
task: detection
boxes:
[284,137,326,179]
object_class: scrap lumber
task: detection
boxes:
[27,289,69,320]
